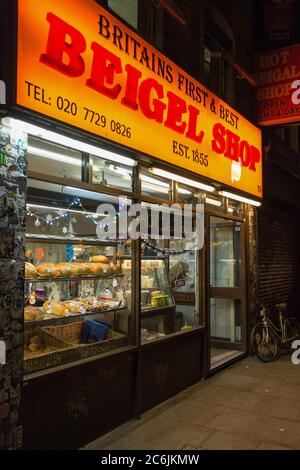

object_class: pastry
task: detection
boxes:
[74,263,89,275]
[70,263,86,276]
[63,300,86,314]
[43,300,66,316]
[151,291,163,297]
[91,255,109,263]
[51,266,62,277]
[56,263,72,276]
[75,297,95,310]
[25,262,37,278]
[99,263,113,275]
[24,306,43,321]
[112,263,121,274]
[36,263,56,277]
[80,263,93,274]
[88,263,102,275]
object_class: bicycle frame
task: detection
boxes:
[261,310,288,344]
[260,308,296,344]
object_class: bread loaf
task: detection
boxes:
[25,262,37,278]
[91,255,109,263]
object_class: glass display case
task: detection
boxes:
[24,182,131,374]
[123,257,176,343]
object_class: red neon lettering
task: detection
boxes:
[121,64,142,110]
[249,146,261,172]
[185,105,204,143]
[211,123,226,154]
[164,91,187,135]
[224,129,240,161]
[138,78,166,123]
[86,42,122,100]
[40,12,86,77]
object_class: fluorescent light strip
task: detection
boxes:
[141,174,169,188]
[140,175,191,195]
[142,182,169,194]
[2,117,135,167]
[28,146,82,166]
[107,164,132,177]
[151,168,215,193]
[206,197,222,207]
[219,191,262,207]
[27,203,104,217]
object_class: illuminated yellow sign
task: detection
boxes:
[17,0,262,197]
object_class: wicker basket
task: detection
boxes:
[44,321,127,359]
[24,329,78,374]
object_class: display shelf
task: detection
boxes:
[141,305,176,319]
[26,234,120,246]
[24,305,127,329]
[25,273,124,283]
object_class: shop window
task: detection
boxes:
[92,157,133,192]
[27,136,82,181]
[204,5,235,104]
[205,194,224,213]
[177,185,204,204]
[140,171,172,201]
[107,0,163,49]
[107,0,138,29]
[123,205,203,343]
[108,0,138,29]
[24,175,133,374]
[227,199,244,217]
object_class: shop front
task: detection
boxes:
[0,0,262,449]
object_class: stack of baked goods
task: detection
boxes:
[25,262,37,279]
[26,256,121,279]
[74,296,107,311]
[24,334,56,357]
[42,299,86,316]
[24,306,43,321]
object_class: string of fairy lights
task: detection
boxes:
[142,240,197,255]
[27,198,197,254]
[26,197,99,227]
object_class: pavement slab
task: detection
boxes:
[84,355,300,451]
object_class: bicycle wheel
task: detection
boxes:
[250,323,278,362]
[284,318,300,348]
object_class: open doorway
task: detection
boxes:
[209,216,247,369]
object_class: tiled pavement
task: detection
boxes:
[84,354,300,450]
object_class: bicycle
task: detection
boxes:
[250,303,300,362]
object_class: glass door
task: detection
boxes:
[209,216,246,369]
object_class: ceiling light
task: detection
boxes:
[107,164,132,177]
[141,174,169,188]
[219,191,262,207]
[151,168,215,192]
[178,188,192,195]
[28,146,82,166]
[2,117,136,167]
[142,182,169,194]
[206,197,222,207]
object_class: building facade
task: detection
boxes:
[0,0,286,450]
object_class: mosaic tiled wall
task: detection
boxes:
[247,206,259,329]
[0,123,27,449]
